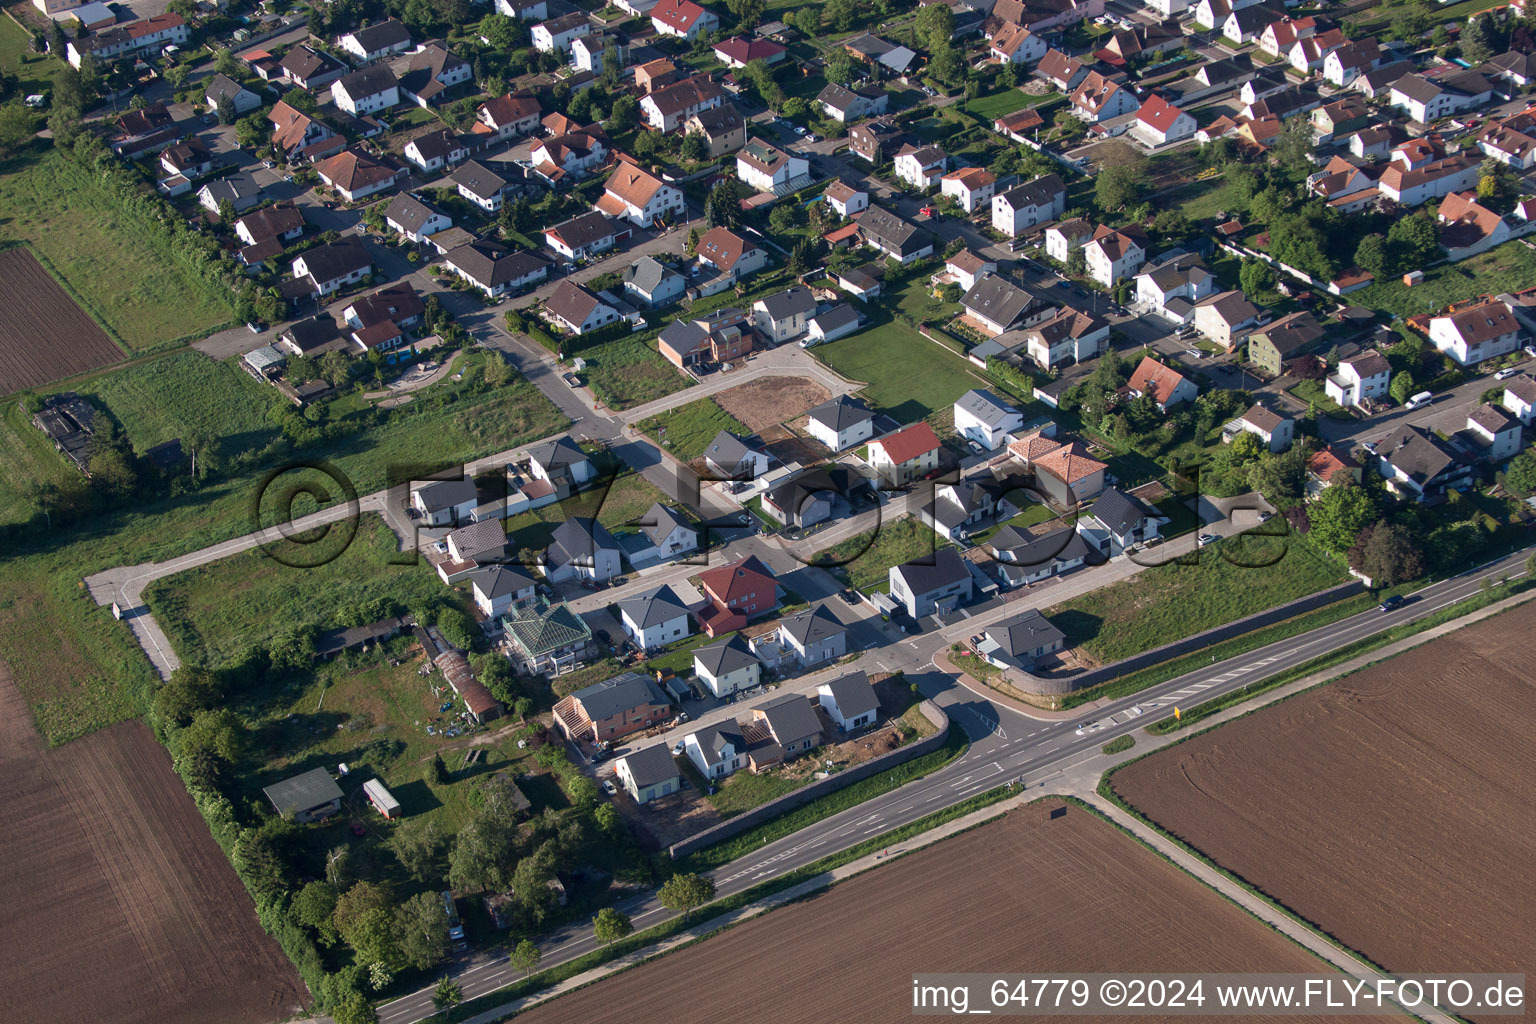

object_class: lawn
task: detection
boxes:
[0,150,238,351]
[504,463,671,552]
[967,499,1058,546]
[1344,241,1536,319]
[0,400,84,527]
[1161,176,1246,224]
[962,88,1036,121]
[579,335,693,411]
[144,516,450,669]
[812,515,948,591]
[635,396,748,462]
[812,320,987,425]
[0,15,56,96]
[1043,535,1347,665]
[1287,378,1343,414]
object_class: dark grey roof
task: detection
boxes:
[819,670,878,718]
[453,159,510,200]
[891,547,971,596]
[527,435,588,471]
[658,318,708,353]
[1376,423,1461,484]
[807,394,873,432]
[618,584,690,629]
[545,280,607,327]
[619,743,679,788]
[693,633,759,676]
[779,603,845,646]
[337,64,398,99]
[281,44,344,80]
[767,463,872,517]
[816,82,859,110]
[811,304,860,333]
[690,102,742,134]
[955,388,1019,427]
[1087,487,1160,535]
[962,274,1035,330]
[546,210,614,248]
[622,255,679,294]
[1360,60,1414,91]
[205,73,251,104]
[984,609,1065,658]
[415,476,477,511]
[989,524,1095,567]
[756,285,816,321]
[572,671,666,720]
[689,721,744,763]
[280,314,342,353]
[350,18,412,52]
[752,692,822,745]
[997,173,1065,211]
[448,240,547,287]
[550,515,619,566]
[639,502,694,547]
[298,237,371,282]
[467,564,536,598]
[704,429,759,469]
[1488,51,1536,78]
[384,192,442,234]
[446,517,507,561]
[263,767,343,817]
[854,206,928,254]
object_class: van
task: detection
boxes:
[1405,391,1434,410]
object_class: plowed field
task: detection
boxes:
[0,666,306,1024]
[713,376,830,432]
[0,247,124,392]
[514,800,1377,1024]
[1113,601,1536,977]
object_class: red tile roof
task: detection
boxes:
[872,422,941,465]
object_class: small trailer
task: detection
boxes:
[363,778,402,819]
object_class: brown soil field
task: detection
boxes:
[0,667,307,1024]
[714,376,830,432]
[514,799,1379,1024]
[1113,601,1536,977]
[0,247,124,392]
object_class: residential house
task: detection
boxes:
[890,548,973,619]
[384,192,451,243]
[837,264,885,301]
[806,394,876,451]
[545,516,622,582]
[921,475,1006,541]
[1193,290,1261,350]
[205,74,260,116]
[618,585,692,649]
[1306,445,1362,499]
[867,421,942,486]
[622,256,685,307]
[1230,402,1295,452]
[531,12,592,52]
[748,693,823,764]
[696,554,777,635]
[987,523,1098,585]
[1478,112,1536,171]
[1045,219,1094,265]
[1036,48,1088,94]
[467,565,538,618]
[1071,72,1140,123]
[1082,487,1164,554]
[1354,60,1415,99]
[1374,423,1474,502]
[684,103,746,156]
[280,44,347,90]
[1322,38,1381,87]
[633,57,681,93]
[1287,27,1346,75]
[527,435,595,492]
[817,672,881,732]
[160,137,216,180]
[1023,309,1110,369]
[277,316,346,357]
[338,19,412,62]
[554,672,670,742]
[693,633,761,698]
[993,107,1045,144]
[398,42,472,107]
[961,273,1047,337]
[713,35,784,68]
[544,280,619,336]
[1131,95,1196,148]
[544,211,617,260]
[444,241,549,298]
[703,430,773,481]
[1222,2,1285,45]
[263,767,344,823]
[640,502,699,561]
[503,599,593,675]
[991,174,1066,237]
[571,33,622,76]
[641,75,724,132]
[1487,50,1536,89]
[683,723,745,778]
[854,207,933,264]
[477,93,542,139]
[315,149,401,203]
[655,309,753,367]
[823,180,869,219]
[954,389,1023,449]
[449,159,510,213]
[1248,310,1323,376]
[1134,251,1217,322]
[1428,299,1522,366]
[401,128,470,173]
[816,82,889,123]
[940,167,995,214]
[651,0,720,39]
[1503,374,1536,425]
[495,0,548,18]
[292,238,371,296]
[412,478,478,526]
[198,172,263,216]
[1032,440,1108,506]
[735,138,809,193]
[941,250,996,293]
[1325,349,1392,409]
[974,609,1065,671]
[1127,355,1198,411]
[530,129,609,184]
[614,744,681,804]
[1378,152,1481,207]
[1438,191,1512,261]
[990,23,1046,64]
[332,66,399,116]
[66,12,188,69]
[762,464,873,527]
[694,226,770,289]
[777,604,848,668]
[848,120,903,164]
[1462,404,1522,463]
[597,160,685,226]
[751,286,817,343]
[1084,225,1145,288]
[234,203,304,257]
[1389,71,1493,124]
[1257,15,1317,58]
[893,143,949,190]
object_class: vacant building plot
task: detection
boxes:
[0,668,306,1024]
[0,247,125,392]
[712,375,831,432]
[1113,602,1536,977]
[515,800,1377,1024]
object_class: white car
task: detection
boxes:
[601,780,617,796]
[1496,367,1520,380]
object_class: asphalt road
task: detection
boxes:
[372,543,1534,1024]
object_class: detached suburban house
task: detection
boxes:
[545,516,622,582]
[384,192,452,243]
[1081,487,1165,554]
[1248,310,1323,376]
[1127,355,1198,412]
[1024,309,1109,370]
[332,66,400,116]
[1084,225,1146,288]
[890,548,973,619]
[817,671,881,732]
[975,609,1065,672]
[854,207,933,264]
[206,73,261,115]
[338,19,412,62]
[1325,349,1391,409]
[614,744,681,804]
[618,584,693,649]
[777,604,848,668]
[684,723,745,778]
[444,242,549,298]
[735,139,809,193]
[651,0,720,39]
[696,554,778,635]
[1429,299,1522,366]
[597,160,686,227]
[954,389,1023,450]
[703,430,772,481]
[1227,402,1295,453]
[693,633,762,697]
[1193,290,1262,350]
[806,394,875,451]
[816,82,890,122]
[544,211,617,260]
[467,565,538,618]
[292,237,372,296]
[751,286,817,343]
[867,421,942,486]
[1374,423,1474,502]
[544,280,620,336]
[746,693,824,768]
[991,174,1067,237]
[554,671,671,743]
[961,274,1047,337]
[893,143,949,189]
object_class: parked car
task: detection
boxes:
[1405,390,1434,410]
[1379,595,1406,612]
[839,589,860,606]
[1198,533,1217,545]
[966,439,984,454]
[601,779,617,795]
[1496,367,1520,380]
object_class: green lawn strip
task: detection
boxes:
[505,467,671,553]
[642,631,717,677]
[635,397,748,463]
[0,150,237,350]
[675,725,970,873]
[1100,735,1134,755]
[432,781,1014,1024]
[1046,536,1347,668]
[1340,241,1536,320]
[811,318,988,423]
[812,516,949,591]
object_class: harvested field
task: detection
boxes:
[1113,601,1536,978]
[514,799,1377,1024]
[0,667,307,1024]
[0,247,124,392]
[713,376,831,432]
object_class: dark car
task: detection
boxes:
[839,589,860,606]
[350,822,366,837]
[1378,595,1406,613]
[595,629,612,645]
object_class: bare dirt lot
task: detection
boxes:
[0,667,307,1024]
[713,376,831,433]
[0,247,125,392]
[1113,602,1536,978]
[514,799,1380,1024]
